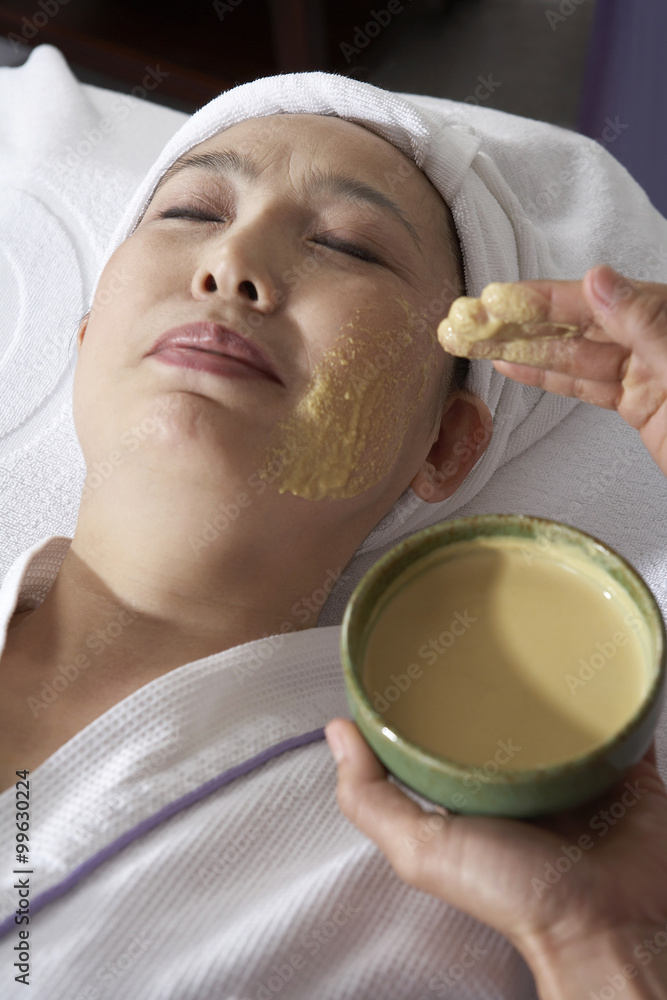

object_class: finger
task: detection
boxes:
[584,265,667,378]
[486,271,666,345]
[492,360,623,410]
[324,719,448,884]
[477,330,629,380]
[482,278,598,333]
[324,718,500,906]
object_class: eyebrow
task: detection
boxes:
[156,149,259,192]
[154,148,422,250]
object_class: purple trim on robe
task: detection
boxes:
[0,727,326,939]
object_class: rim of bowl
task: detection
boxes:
[340,513,667,787]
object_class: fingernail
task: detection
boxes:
[325,725,347,764]
[590,266,625,308]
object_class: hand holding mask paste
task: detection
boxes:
[438,283,580,364]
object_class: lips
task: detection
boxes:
[147,321,282,384]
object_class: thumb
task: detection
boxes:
[584,265,667,380]
[324,718,451,888]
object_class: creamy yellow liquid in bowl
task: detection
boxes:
[363,538,650,769]
[342,516,666,815]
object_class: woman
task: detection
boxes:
[0,69,666,999]
[0,110,488,792]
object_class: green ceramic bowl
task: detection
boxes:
[340,514,666,818]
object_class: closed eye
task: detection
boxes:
[157,206,224,222]
[312,236,381,264]
[156,210,381,264]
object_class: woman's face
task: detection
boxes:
[74,113,460,516]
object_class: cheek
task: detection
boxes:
[89,244,135,324]
[258,300,438,501]
[89,235,183,326]
[71,347,107,469]
[296,272,402,349]
[72,243,155,455]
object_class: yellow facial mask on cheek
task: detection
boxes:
[260,303,438,500]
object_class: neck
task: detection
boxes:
[8,464,374,690]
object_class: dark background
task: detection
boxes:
[1,0,665,213]
[0,0,594,122]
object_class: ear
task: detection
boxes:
[77,313,89,350]
[410,391,493,503]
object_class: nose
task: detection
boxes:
[191,228,281,313]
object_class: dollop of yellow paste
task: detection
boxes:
[438,282,580,362]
